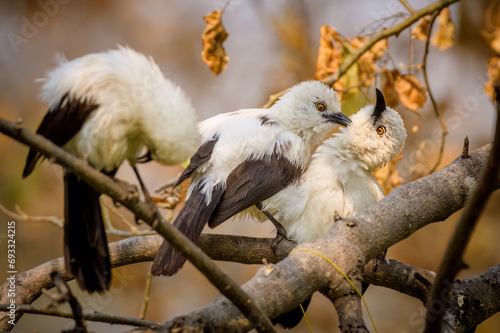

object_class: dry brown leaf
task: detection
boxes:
[315,26,387,102]
[481,28,500,55]
[394,74,427,111]
[370,38,389,59]
[151,193,180,210]
[315,25,343,80]
[201,10,229,76]
[412,15,432,41]
[431,8,455,50]
[380,68,400,108]
[484,57,500,100]
[373,153,403,195]
[349,35,367,50]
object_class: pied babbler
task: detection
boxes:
[23,46,198,293]
[268,89,407,328]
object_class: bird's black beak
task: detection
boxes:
[322,112,352,127]
[372,88,386,124]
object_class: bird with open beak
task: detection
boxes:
[151,80,351,276]
[23,46,198,293]
[269,89,407,329]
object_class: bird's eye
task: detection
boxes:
[316,102,326,112]
[377,126,386,135]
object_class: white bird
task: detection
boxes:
[151,80,351,276]
[267,88,406,243]
[270,89,406,328]
[23,46,198,293]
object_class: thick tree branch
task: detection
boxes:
[442,264,500,332]
[263,0,460,108]
[0,234,295,328]
[327,275,368,333]
[0,117,275,333]
[364,258,435,304]
[0,233,434,324]
[425,88,500,332]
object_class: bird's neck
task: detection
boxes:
[307,133,373,183]
[271,105,333,151]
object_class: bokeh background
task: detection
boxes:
[0,0,499,332]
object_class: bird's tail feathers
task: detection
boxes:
[272,297,312,329]
[64,173,111,293]
[22,150,42,178]
[151,185,223,276]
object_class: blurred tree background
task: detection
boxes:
[0,0,499,332]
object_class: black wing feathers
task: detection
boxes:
[64,173,111,293]
[23,93,99,178]
[174,136,219,187]
[150,183,224,276]
[208,153,302,228]
[151,150,302,276]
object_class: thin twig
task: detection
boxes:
[357,13,409,37]
[0,203,63,228]
[399,0,417,14]
[423,10,449,173]
[409,29,414,73]
[398,62,423,70]
[0,304,163,330]
[424,86,500,332]
[0,201,156,237]
[154,174,180,193]
[139,272,153,320]
[50,272,87,331]
[101,197,153,236]
[0,117,276,333]
[220,0,232,13]
[262,0,460,108]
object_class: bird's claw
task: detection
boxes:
[115,179,139,198]
[372,249,387,273]
[112,179,138,207]
[271,225,288,255]
[255,204,288,256]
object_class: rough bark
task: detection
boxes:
[441,265,500,332]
